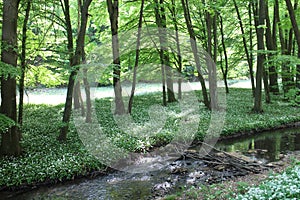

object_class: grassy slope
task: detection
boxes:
[0,88,299,189]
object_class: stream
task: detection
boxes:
[1,127,300,200]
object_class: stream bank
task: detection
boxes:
[1,127,300,200]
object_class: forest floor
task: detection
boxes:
[0,86,299,199]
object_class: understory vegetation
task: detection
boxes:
[166,161,300,200]
[235,163,300,200]
[0,88,299,189]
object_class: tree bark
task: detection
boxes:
[253,0,266,113]
[73,81,85,116]
[181,0,210,109]
[0,0,21,156]
[19,0,31,126]
[107,0,126,114]
[59,0,92,141]
[128,0,144,114]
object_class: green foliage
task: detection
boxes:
[25,65,68,87]
[220,88,300,136]
[285,88,300,106]
[0,104,104,188]
[0,62,20,79]
[235,164,300,200]
[0,114,16,134]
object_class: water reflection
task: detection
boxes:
[217,127,300,162]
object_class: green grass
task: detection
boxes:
[0,88,299,189]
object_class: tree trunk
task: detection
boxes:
[285,0,300,89]
[154,0,176,104]
[233,0,255,96]
[181,0,210,109]
[253,0,266,113]
[265,0,279,94]
[81,50,92,123]
[19,0,31,126]
[107,0,126,114]
[170,0,183,99]
[277,0,295,94]
[83,68,92,123]
[73,82,81,109]
[128,0,144,114]
[0,0,21,156]
[219,15,229,93]
[204,2,218,110]
[248,2,255,95]
[73,81,85,116]
[59,0,92,141]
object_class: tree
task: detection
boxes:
[154,0,176,104]
[107,0,126,114]
[219,15,229,93]
[277,0,295,94]
[253,0,266,113]
[19,0,32,126]
[169,0,183,99]
[59,0,93,141]
[265,0,279,94]
[285,0,300,89]
[128,0,145,114]
[0,0,21,156]
[252,0,270,104]
[181,0,210,109]
[233,0,255,96]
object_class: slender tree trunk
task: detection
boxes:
[154,0,176,104]
[248,2,255,94]
[80,48,92,123]
[219,15,229,93]
[204,2,218,110]
[128,0,144,114]
[233,0,255,96]
[253,0,270,103]
[277,0,295,94]
[253,0,266,113]
[107,0,126,114]
[181,0,210,109]
[285,0,300,89]
[212,11,218,63]
[0,0,21,156]
[73,82,81,109]
[170,0,183,99]
[59,0,92,141]
[19,0,31,126]
[265,0,279,94]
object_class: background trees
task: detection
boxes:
[0,0,299,149]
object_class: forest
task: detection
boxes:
[0,0,300,199]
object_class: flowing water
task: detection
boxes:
[1,127,300,200]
